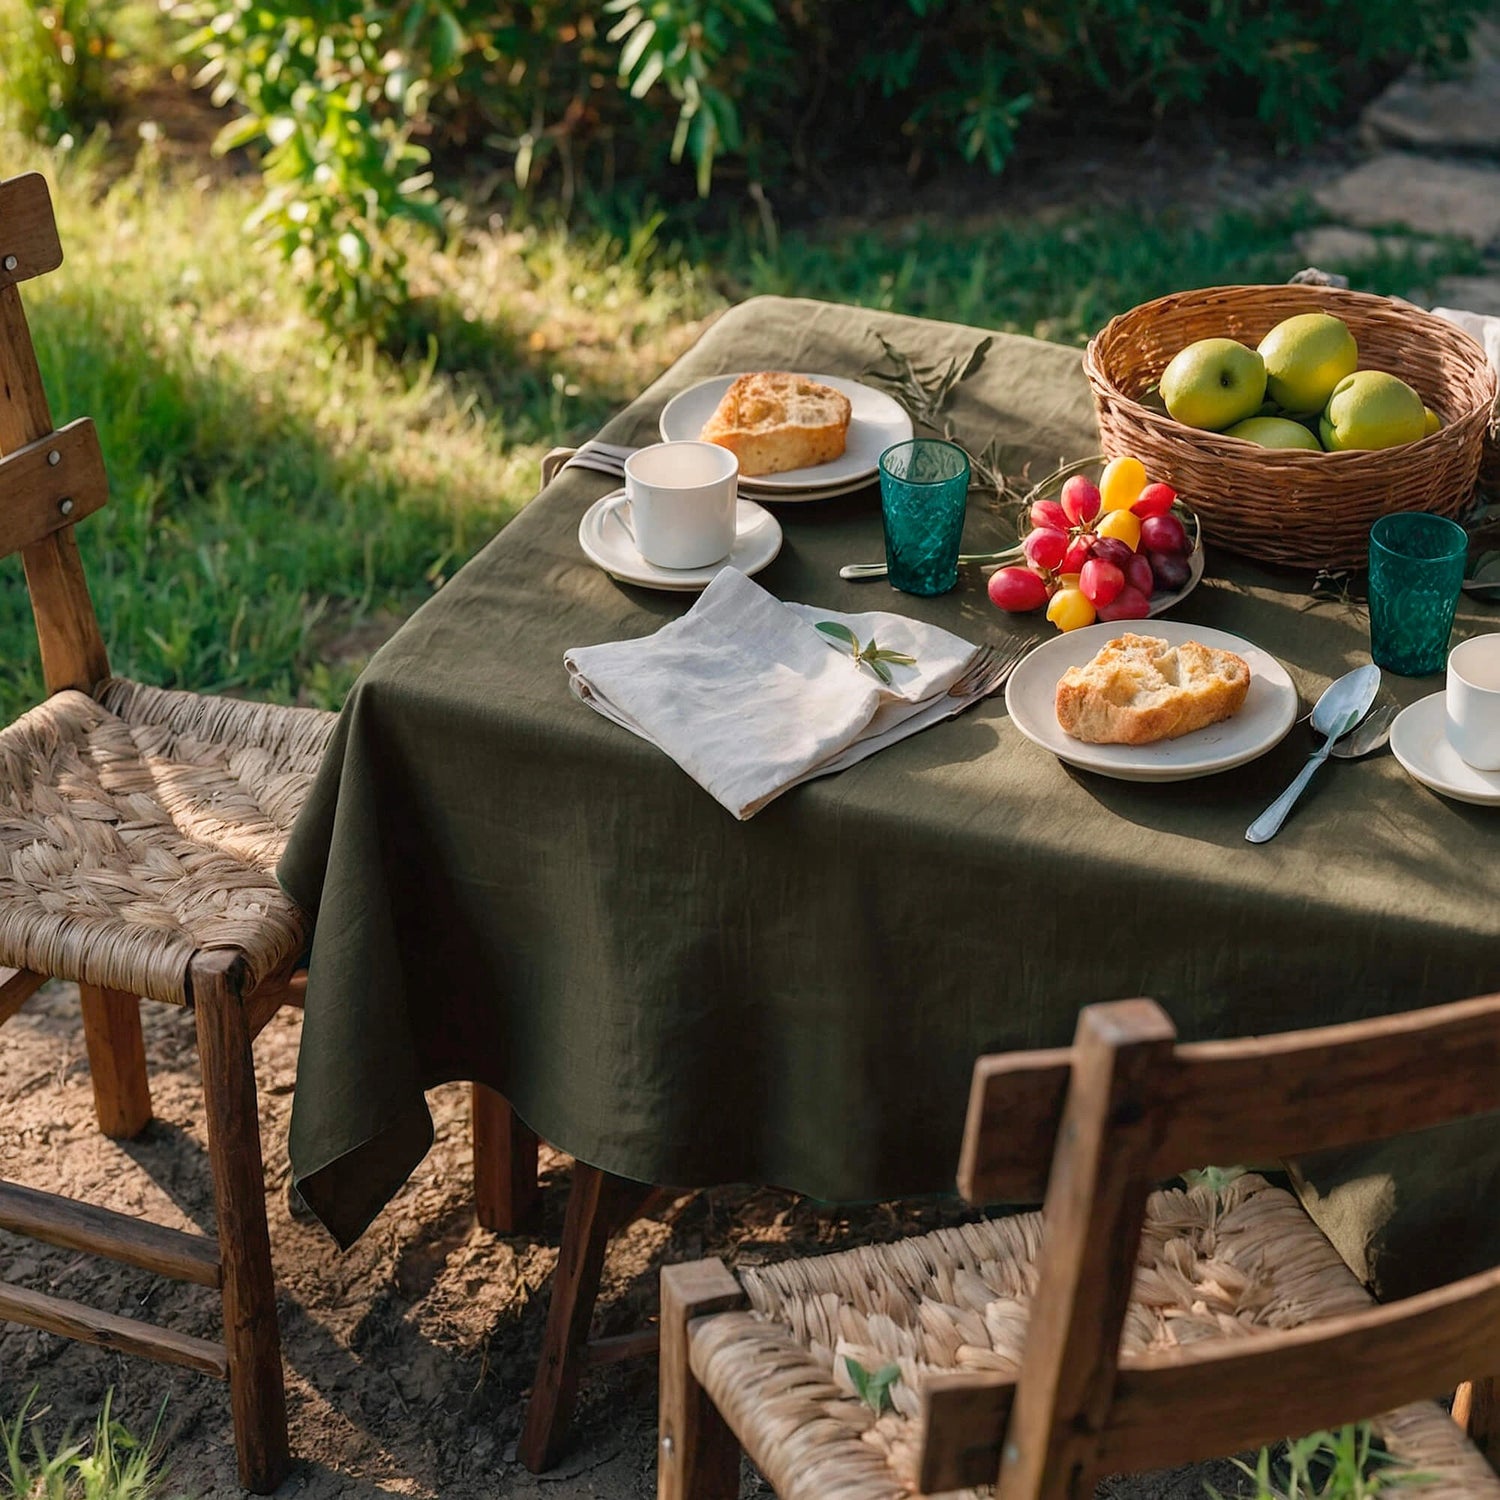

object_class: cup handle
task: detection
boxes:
[600,492,638,547]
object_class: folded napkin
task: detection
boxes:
[565,568,983,819]
[1433,305,1500,377]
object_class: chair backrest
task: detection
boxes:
[0,170,109,695]
[915,993,1500,1500]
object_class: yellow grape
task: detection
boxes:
[1096,508,1142,551]
[1099,455,1147,512]
[1046,587,1097,632]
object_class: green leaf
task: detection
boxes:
[816,621,859,648]
[870,648,916,667]
[869,658,893,685]
[844,1357,900,1414]
[429,10,464,73]
[212,112,266,155]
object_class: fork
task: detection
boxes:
[948,638,1035,701]
[558,441,635,479]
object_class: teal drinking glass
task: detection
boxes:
[1367,512,1468,676]
[878,439,971,596]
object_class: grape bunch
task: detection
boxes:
[987,456,1196,632]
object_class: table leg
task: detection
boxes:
[518,1162,658,1472]
[472,1084,540,1233]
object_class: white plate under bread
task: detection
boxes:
[658,373,912,494]
[1005,621,1297,782]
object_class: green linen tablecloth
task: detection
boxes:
[281,296,1500,1296]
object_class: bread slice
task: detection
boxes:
[699,372,852,476]
[1055,633,1250,745]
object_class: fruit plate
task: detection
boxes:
[1004,621,1297,782]
[658,374,912,496]
[1143,540,1203,617]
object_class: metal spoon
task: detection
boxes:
[1462,578,1500,600]
[840,549,1019,581]
[1329,702,1397,759]
[1246,663,1382,843]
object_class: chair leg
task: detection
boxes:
[1456,1379,1500,1469]
[193,952,289,1495]
[659,1261,746,1500]
[518,1161,657,1472]
[79,983,151,1139]
[472,1084,540,1233]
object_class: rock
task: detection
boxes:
[1313,155,1500,247]
[1362,18,1500,156]
[1293,227,1448,269]
[1430,276,1500,317]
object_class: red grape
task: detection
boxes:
[988,566,1049,612]
[1132,482,1177,518]
[1060,475,1102,525]
[1030,499,1069,532]
[1061,535,1093,574]
[1079,558,1124,607]
[1147,549,1192,591]
[1096,585,1152,621]
[1139,513,1190,556]
[1088,537,1133,569]
[1023,526,1068,572]
[1124,553,1154,597]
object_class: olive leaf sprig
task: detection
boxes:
[816,621,916,685]
[862,334,1011,509]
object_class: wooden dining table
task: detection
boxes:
[278,295,1500,1469]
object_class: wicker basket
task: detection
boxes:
[1084,284,1499,570]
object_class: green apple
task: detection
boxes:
[1159,338,1267,431]
[1222,416,1323,451]
[1319,371,1427,452]
[1424,405,1442,437]
[1257,313,1358,414]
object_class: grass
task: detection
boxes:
[0,115,1483,723]
[1,1390,181,1500]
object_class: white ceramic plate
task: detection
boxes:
[739,473,878,502]
[578,490,782,592]
[1004,620,1297,782]
[1390,692,1500,806]
[658,374,913,496]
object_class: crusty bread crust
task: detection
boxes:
[1055,632,1250,745]
[699,372,852,476]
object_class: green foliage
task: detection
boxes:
[603,0,779,196]
[1209,1423,1431,1500]
[164,0,1485,332]
[172,0,451,335]
[0,0,117,145]
[1,1390,179,1500]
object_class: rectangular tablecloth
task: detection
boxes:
[280,297,1500,1298]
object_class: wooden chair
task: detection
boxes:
[660,994,1500,1500]
[0,171,343,1493]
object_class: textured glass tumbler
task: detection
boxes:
[879,439,970,596]
[1367,512,1468,676]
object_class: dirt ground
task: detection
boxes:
[0,983,1250,1500]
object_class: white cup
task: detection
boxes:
[621,441,738,569]
[1446,634,1500,771]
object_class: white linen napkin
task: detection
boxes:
[565,567,983,819]
[1432,305,1500,377]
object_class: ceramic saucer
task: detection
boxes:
[578,489,782,592]
[1389,692,1500,806]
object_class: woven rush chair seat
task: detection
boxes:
[690,1174,1500,1500]
[0,677,335,1005]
